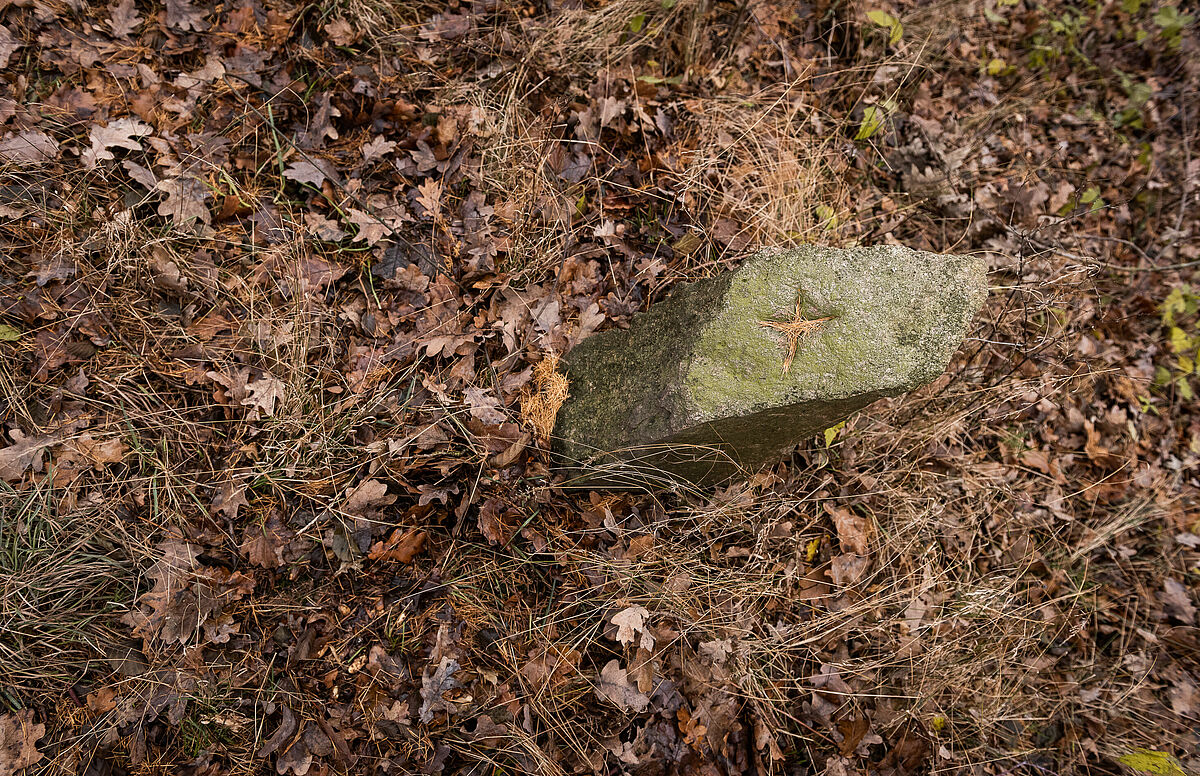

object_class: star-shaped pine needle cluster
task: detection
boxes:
[758,294,831,375]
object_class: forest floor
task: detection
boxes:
[0,0,1198,774]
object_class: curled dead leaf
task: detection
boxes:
[367,528,426,564]
[827,504,873,556]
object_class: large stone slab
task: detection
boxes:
[552,244,987,487]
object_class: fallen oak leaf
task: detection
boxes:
[211,477,250,520]
[477,498,507,545]
[0,26,21,68]
[344,478,396,517]
[240,514,292,569]
[415,179,443,219]
[367,527,426,563]
[830,553,871,586]
[345,208,389,246]
[284,159,337,188]
[121,538,199,644]
[419,657,462,723]
[610,605,655,651]
[274,726,313,776]
[296,93,340,149]
[324,18,358,46]
[72,433,127,468]
[520,645,580,692]
[165,0,208,31]
[361,135,396,163]
[304,212,347,242]
[108,0,142,37]
[1162,579,1197,625]
[82,117,152,169]
[174,57,224,90]
[244,373,285,418]
[464,386,505,424]
[0,130,59,165]
[256,706,298,759]
[595,659,649,712]
[86,687,118,715]
[156,176,212,226]
[0,709,44,776]
[463,715,508,747]
[0,429,58,482]
[826,504,873,556]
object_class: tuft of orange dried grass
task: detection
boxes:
[519,355,570,443]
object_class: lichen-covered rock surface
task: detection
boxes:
[553,244,987,487]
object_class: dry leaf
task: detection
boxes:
[610,605,655,651]
[1162,579,1197,625]
[464,386,505,424]
[244,373,285,418]
[206,368,283,418]
[297,94,340,149]
[599,96,625,127]
[175,58,224,90]
[256,706,298,759]
[367,528,426,563]
[211,478,250,520]
[108,0,142,37]
[165,0,208,31]
[324,18,357,46]
[488,432,530,469]
[304,212,347,242]
[361,135,396,163]
[122,538,200,643]
[477,498,507,545]
[241,515,291,569]
[344,478,396,516]
[0,429,58,481]
[284,160,335,187]
[419,657,462,723]
[0,710,44,776]
[520,646,579,692]
[86,687,118,714]
[415,179,443,219]
[0,130,59,165]
[346,208,389,246]
[72,434,127,468]
[0,27,20,69]
[698,638,732,663]
[82,117,152,169]
[830,553,871,586]
[465,715,507,747]
[156,176,212,226]
[827,504,873,556]
[595,660,649,712]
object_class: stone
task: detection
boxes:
[552,244,987,487]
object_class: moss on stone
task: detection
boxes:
[553,244,987,488]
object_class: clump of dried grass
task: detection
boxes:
[671,86,853,265]
[513,0,704,77]
[520,355,570,443]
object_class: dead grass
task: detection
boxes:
[0,482,137,696]
[2,0,1196,773]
